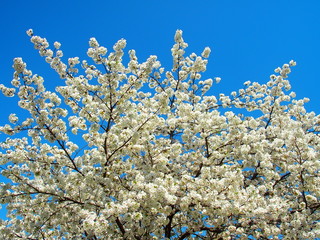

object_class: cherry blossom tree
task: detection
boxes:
[0,29,319,239]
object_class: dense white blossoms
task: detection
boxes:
[0,29,319,239]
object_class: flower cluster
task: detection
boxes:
[0,29,319,239]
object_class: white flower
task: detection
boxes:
[26,29,33,36]
[8,114,18,124]
[0,30,318,240]
[12,58,26,73]
[289,60,296,66]
[89,37,99,47]
[201,47,211,58]
[174,29,183,43]
[54,41,61,49]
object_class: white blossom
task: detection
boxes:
[26,29,33,37]
[201,47,211,58]
[215,77,221,83]
[53,41,61,49]
[0,29,318,240]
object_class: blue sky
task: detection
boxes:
[0,0,320,220]
[1,0,320,116]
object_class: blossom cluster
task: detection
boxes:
[0,29,319,239]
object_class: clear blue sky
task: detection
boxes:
[0,0,320,219]
[1,0,320,113]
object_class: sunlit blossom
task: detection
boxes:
[0,29,318,240]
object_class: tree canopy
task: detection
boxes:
[0,29,319,239]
